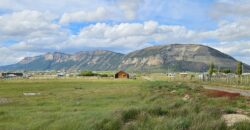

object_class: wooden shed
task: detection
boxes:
[115,71,129,79]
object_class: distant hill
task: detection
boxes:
[0,50,124,71]
[0,44,249,72]
[119,44,250,72]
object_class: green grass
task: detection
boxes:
[0,78,250,130]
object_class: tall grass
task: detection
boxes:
[94,81,249,130]
[0,79,250,129]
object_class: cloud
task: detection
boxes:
[0,0,111,14]
[0,46,41,65]
[211,0,250,18]
[200,19,250,41]
[67,21,197,52]
[215,42,250,57]
[214,41,250,63]
[117,0,144,20]
[0,10,69,54]
[0,10,62,40]
[1,0,250,65]
[59,0,145,24]
[59,7,115,24]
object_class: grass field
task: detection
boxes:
[1,78,250,130]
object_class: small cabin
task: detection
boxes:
[115,71,129,79]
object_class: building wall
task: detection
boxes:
[115,71,129,78]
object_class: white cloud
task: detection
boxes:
[0,0,144,24]
[67,21,197,52]
[0,10,69,54]
[59,0,145,24]
[0,0,111,14]
[214,41,250,64]
[0,46,41,65]
[0,10,62,40]
[59,7,114,24]
[117,0,144,20]
[1,0,250,65]
[211,0,250,18]
[199,18,250,42]
[215,42,250,57]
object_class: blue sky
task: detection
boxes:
[0,0,250,65]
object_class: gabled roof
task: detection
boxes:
[115,70,128,75]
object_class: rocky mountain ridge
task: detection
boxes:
[0,44,249,72]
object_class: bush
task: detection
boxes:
[232,121,250,130]
[79,71,97,76]
[79,71,111,77]
[95,118,122,130]
[223,107,237,114]
[121,108,141,122]
[98,74,109,77]
[148,107,168,116]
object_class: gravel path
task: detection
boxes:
[203,85,250,97]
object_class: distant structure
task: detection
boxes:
[179,73,188,78]
[166,73,176,78]
[2,73,23,78]
[115,71,129,79]
[57,73,65,77]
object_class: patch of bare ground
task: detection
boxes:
[205,90,240,99]
[0,97,11,105]
[222,114,250,126]
[204,85,250,97]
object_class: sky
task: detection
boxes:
[0,0,250,65]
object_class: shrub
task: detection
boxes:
[79,71,97,76]
[121,108,141,122]
[95,118,122,130]
[232,121,250,130]
[223,107,237,114]
[98,74,109,77]
[147,107,168,116]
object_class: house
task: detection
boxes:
[2,73,23,78]
[115,71,129,79]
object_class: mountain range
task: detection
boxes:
[1,44,249,72]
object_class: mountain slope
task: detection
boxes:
[0,44,249,72]
[119,44,250,72]
[0,51,124,71]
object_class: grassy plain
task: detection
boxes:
[0,78,250,130]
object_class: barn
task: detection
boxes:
[115,71,129,79]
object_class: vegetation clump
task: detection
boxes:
[1,79,250,130]
[79,71,111,77]
[94,81,249,130]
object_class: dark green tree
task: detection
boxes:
[236,62,243,76]
[208,62,215,81]
[236,62,243,85]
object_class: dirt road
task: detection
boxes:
[203,85,250,97]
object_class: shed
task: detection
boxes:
[115,71,129,79]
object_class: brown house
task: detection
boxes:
[115,71,129,79]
